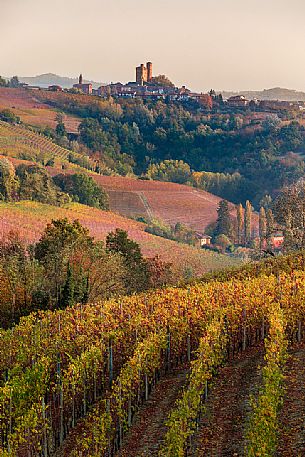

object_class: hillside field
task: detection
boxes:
[0,201,238,277]
[0,87,80,132]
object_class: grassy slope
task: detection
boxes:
[0,201,239,277]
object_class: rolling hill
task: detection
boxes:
[0,201,239,278]
[0,118,240,233]
[92,175,228,232]
[221,87,305,101]
[18,73,103,89]
[0,87,80,132]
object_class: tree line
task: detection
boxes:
[0,219,173,328]
[0,157,109,209]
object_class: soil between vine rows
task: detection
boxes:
[190,346,263,457]
[277,343,305,456]
[117,367,189,457]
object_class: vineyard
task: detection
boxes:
[0,201,236,277]
[0,121,89,166]
[0,252,304,456]
[0,88,80,132]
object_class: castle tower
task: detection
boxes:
[136,63,148,85]
[79,74,83,85]
[147,62,153,82]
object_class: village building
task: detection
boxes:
[73,74,92,95]
[227,95,249,107]
[48,85,63,92]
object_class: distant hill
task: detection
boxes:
[221,87,305,102]
[17,73,103,89]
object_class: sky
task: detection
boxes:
[1,0,305,92]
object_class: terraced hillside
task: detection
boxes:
[0,120,91,165]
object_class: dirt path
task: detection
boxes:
[116,367,188,457]
[192,347,264,457]
[277,343,305,456]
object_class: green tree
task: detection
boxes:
[215,199,232,239]
[266,208,275,240]
[236,203,243,245]
[35,219,94,306]
[0,76,7,87]
[0,109,20,124]
[151,75,175,88]
[259,207,267,249]
[273,181,305,251]
[146,160,191,184]
[56,120,67,137]
[215,234,232,253]
[61,263,75,308]
[0,158,19,201]
[9,76,20,88]
[16,164,69,206]
[106,229,149,293]
[244,200,252,246]
[53,173,109,209]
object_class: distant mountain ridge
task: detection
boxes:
[221,87,305,102]
[17,73,104,89]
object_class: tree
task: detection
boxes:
[0,231,39,327]
[244,200,252,246]
[16,164,69,206]
[215,234,232,253]
[9,76,20,88]
[35,219,94,306]
[78,118,109,151]
[53,173,109,209]
[0,109,20,124]
[145,255,174,288]
[151,75,175,88]
[56,120,67,137]
[61,263,75,308]
[215,200,232,239]
[0,76,7,87]
[236,203,243,245]
[146,160,191,184]
[106,229,149,293]
[0,158,19,201]
[273,181,305,251]
[259,207,267,249]
[266,208,275,240]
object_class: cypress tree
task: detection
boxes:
[244,200,252,246]
[259,207,267,249]
[236,203,243,245]
[215,200,232,239]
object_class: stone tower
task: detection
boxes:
[147,62,153,82]
[136,62,152,85]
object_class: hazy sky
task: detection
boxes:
[1,0,305,92]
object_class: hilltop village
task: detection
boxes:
[47,62,305,113]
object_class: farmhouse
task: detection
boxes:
[195,233,212,247]
[270,232,284,249]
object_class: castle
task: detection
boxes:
[136,62,153,85]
